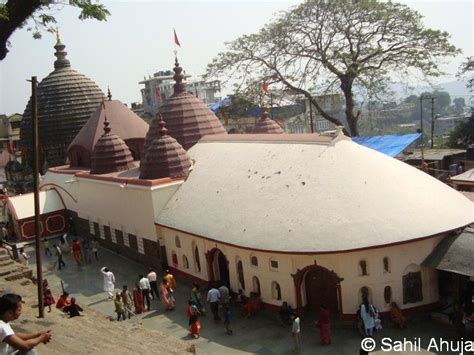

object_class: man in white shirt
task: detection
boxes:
[147,268,160,300]
[0,293,52,354]
[291,312,300,351]
[138,274,151,311]
[207,285,221,321]
[100,267,115,300]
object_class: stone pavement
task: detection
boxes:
[27,241,462,355]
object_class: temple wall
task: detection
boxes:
[158,225,443,316]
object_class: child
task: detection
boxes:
[189,314,201,339]
[18,248,29,266]
[43,287,55,313]
[114,292,126,321]
[44,239,52,257]
[224,305,233,335]
[63,297,83,318]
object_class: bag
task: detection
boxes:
[369,305,375,317]
[191,304,199,316]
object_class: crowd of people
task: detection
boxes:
[99,266,178,321]
[46,234,100,270]
[6,234,422,353]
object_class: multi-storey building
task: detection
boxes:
[139,70,221,116]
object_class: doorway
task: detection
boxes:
[209,248,230,288]
[305,267,339,315]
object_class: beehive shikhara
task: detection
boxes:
[20,36,104,169]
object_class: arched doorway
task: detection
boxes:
[293,264,343,316]
[206,248,230,287]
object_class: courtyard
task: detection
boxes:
[25,240,464,355]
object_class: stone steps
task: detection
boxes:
[0,248,31,283]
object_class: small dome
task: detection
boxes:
[20,37,104,168]
[144,58,226,152]
[90,118,134,175]
[140,117,192,180]
[252,110,284,134]
[67,91,149,167]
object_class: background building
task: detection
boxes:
[139,70,221,116]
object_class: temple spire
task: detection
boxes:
[107,87,112,101]
[173,57,186,95]
[158,116,168,137]
[53,32,71,70]
[103,116,111,134]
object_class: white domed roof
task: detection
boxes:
[157,134,473,253]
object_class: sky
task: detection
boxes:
[0,0,472,115]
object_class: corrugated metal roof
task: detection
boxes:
[451,169,474,183]
[422,228,474,277]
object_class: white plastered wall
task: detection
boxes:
[159,226,442,314]
[41,171,182,251]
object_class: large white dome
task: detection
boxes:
[157,134,473,253]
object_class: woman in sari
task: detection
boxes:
[390,302,407,329]
[316,305,331,345]
[191,282,205,315]
[133,284,145,314]
[160,277,175,310]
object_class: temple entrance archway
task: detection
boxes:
[206,248,230,287]
[293,263,343,316]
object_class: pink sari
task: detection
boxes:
[160,282,175,310]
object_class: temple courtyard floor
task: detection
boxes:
[27,242,466,355]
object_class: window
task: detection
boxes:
[270,259,279,269]
[359,260,368,276]
[237,259,245,290]
[182,255,189,269]
[271,281,282,300]
[171,251,178,268]
[384,286,392,304]
[252,276,261,296]
[193,244,201,272]
[383,257,390,273]
[175,236,181,248]
[403,264,423,304]
[251,256,258,267]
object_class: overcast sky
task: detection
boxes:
[0,0,472,115]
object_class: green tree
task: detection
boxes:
[453,97,465,114]
[206,0,460,136]
[457,56,474,92]
[448,110,474,148]
[0,0,109,60]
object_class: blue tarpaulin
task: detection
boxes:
[209,97,231,112]
[353,133,421,157]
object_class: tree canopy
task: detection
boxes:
[206,0,460,136]
[0,0,109,60]
[449,110,474,149]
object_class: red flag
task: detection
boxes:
[155,87,162,102]
[174,29,181,47]
[261,80,269,95]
